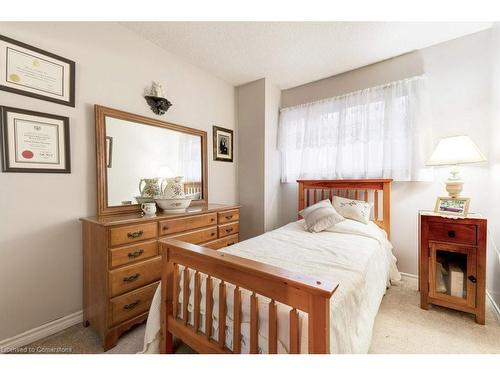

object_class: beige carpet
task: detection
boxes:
[17,278,500,354]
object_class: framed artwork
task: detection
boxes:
[1,106,71,173]
[213,125,233,162]
[0,34,76,107]
[434,197,470,217]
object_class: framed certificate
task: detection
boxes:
[0,35,75,107]
[1,106,70,173]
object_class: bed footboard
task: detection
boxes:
[159,239,338,354]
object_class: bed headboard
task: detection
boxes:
[297,179,393,239]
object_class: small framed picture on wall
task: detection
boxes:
[0,106,71,173]
[0,34,76,107]
[213,125,233,162]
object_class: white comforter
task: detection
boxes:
[141,219,400,354]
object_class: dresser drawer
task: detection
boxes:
[218,209,240,224]
[109,256,161,297]
[109,281,159,327]
[428,222,477,245]
[159,213,217,236]
[109,222,157,247]
[201,234,239,250]
[165,226,218,244]
[218,222,239,238]
[109,240,158,269]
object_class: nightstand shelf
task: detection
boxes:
[419,211,487,324]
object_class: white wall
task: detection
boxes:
[393,30,491,274]
[0,22,237,341]
[487,24,500,309]
[279,30,492,276]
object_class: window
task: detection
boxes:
[278,75,432,183]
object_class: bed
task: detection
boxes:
[143,179,400,354]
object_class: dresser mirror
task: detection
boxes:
[95,105,208,216]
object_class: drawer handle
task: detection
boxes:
[468,275,477,283]
[123,300,141,310]
[211,232,215,236]
[447,230,456,238]
[123,273,140,283]
[163,226,169,231]
[225,215,233,220]
[225,228,234,233]
[127,230,143,239]
[211,218,215,222]
[128,249,144,258]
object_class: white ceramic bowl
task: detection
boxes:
[155,198,192,213]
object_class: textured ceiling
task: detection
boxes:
[121,22,492,89]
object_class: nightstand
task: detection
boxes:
[419,211,487,324]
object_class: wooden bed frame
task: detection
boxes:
[159,179,392,354]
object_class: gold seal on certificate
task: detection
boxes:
[0,34,75,107]
[1,106,70,173]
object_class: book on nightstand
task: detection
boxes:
[447,262,465,298]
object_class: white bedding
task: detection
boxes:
[141,219,401,354]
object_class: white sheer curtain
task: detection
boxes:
[177,134,202,182]
[278,75,433,183]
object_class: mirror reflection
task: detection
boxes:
[105,117,202,207]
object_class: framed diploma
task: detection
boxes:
[1,106,71,173]
[0,34,75,107]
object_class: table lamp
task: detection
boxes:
[426,135,487,197]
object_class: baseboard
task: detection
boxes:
[0,310,83,353]
[400,272,418,281]
[486,291,500,323]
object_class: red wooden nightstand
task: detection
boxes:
[419,211,487,324]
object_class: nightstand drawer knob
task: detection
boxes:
[468,275,477,283]
[447,230,456,238]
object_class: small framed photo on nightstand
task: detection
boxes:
[434,197,470,217]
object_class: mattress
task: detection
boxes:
[141,219,401,354]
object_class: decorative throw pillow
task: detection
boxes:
[333,196,372,224]
[299,199,345,233]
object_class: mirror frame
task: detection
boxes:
[95,105,208,216]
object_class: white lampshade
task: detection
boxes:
[426,135,487,166]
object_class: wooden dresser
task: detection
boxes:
[419,211,486,324]
[80,204,240,350]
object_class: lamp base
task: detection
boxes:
[445,165,463,198]
[445,179,463,198]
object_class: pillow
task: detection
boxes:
[299,199,345,233]
[333,196,372,224]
